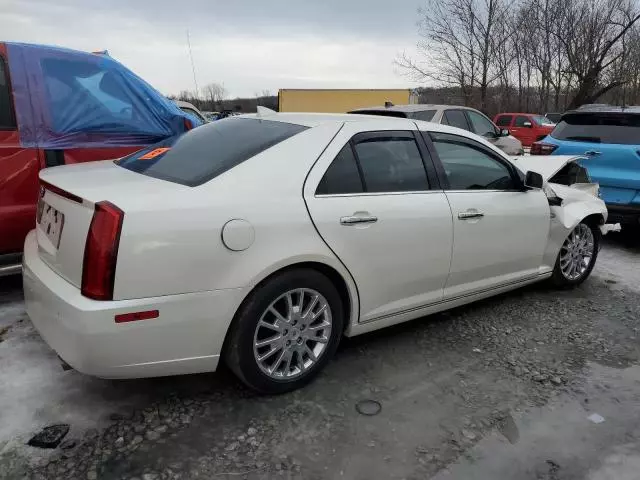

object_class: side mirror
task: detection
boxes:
[500,129,510,137]
[523,121,532,128]
[524,171,544,189]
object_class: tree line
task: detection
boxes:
[397,0,640,116]
[168,83,277,113]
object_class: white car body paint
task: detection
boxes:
[23,113,608,379]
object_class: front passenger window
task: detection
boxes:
[430,133,517,191]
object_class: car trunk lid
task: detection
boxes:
[37,160,186,288]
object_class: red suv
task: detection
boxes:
[0,42,198,276]
[493,113,556,147]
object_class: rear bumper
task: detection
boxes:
[22,230,244,379]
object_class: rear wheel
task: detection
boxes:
[550,221,600,287]
[224,269,343,394]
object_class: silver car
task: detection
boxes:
[350,104,524,155]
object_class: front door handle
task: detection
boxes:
[584,151,602,156]
[340,215,378,225]
[458,211,484,220]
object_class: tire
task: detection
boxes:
[550,221,600,288]
[224,268,344,394]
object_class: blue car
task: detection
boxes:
[532,106,640,232]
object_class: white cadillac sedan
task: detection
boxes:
[24,112,608,393]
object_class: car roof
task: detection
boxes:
[174,100,200,110]
[237,112,502,143]
[240,112,416,127]
[350,104,480,113]
[496,112,539,116]
[564,105,640,115]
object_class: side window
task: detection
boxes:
[41,58,136,133]
[353,133,429,193]
[316,144,364,195]
[496,115,512,127]
[430,132,517,191]
[467,111,497,137]
[514,115,529,127]
[442,110,470,130]
[410,110,436,122]
[0,56,16,129]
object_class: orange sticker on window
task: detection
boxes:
[139,147,170,160]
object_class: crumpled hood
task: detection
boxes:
[509,155,585,181]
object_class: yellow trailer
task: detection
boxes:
[278,89,416,113]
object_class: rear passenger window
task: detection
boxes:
[353,134,429,192]
[316,144,364,195]
[496,115,512,127]
[442,110,469,130]
[0,56,16,129]
[514,116,530,127]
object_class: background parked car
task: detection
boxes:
[174,100,208,124]
[531,106,640,233]
[350,104,524,155]
[545,113,563,123]
[0,42,200,276]
[494,113,556,147]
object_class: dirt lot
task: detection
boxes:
[1,235,639,480]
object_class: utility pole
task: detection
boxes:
[187,29,199,99]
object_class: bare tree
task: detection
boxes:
[397,0,513,112]
[202,83,227,109]
[554,0,640,108]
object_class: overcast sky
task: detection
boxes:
[3,0,424,98]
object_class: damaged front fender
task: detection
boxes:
[540,182,609,272]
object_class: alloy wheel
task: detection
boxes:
[253,288,332,380]
[559,224,595,281]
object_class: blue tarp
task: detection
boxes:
[6,42,201,149]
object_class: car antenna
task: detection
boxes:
[256,106,276,118]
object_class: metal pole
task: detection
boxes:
[187,29,199,99]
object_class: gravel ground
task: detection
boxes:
[0,234,639,480]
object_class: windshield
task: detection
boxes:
[550,113,640,145]
[533,115,555,125]
[117,117,308,186]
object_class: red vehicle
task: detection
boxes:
[0,42,197,276]
[493,113,556,147]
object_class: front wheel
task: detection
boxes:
[224,269,344,394]
[550,221,600,287]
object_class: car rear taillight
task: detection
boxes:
[183,118,194,131]
[81,201,124,300]
[530,142,558,155]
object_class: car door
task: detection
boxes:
[425,131,550,298]
[304,121,453,323]
[511,115,534,146]
[0,48,42,257]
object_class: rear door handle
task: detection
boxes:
[340,215,378,225]
[584,151,602,156]
[458,211,484,220]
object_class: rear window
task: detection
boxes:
[550,113,640,145]
[118,118,308,186]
